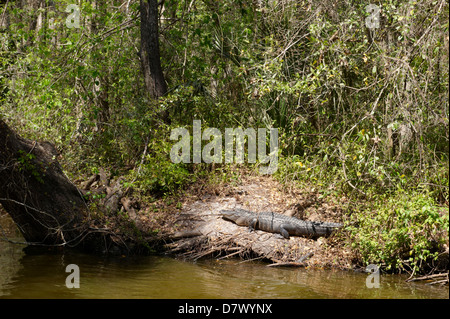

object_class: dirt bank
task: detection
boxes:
[144,173,354,269]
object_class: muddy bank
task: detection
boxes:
[140,174,354,269]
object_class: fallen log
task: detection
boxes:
[406,273,449,283]
[267,262,307,268]
[427,279,449,285]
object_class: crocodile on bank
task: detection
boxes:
[220,209,342,239]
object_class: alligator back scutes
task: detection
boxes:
[220,209,342,239]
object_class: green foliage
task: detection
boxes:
[16,150,44,184]
[347,192,449,274]
[136,154,190,195]
[2,0,144,169]
[1,0,448,272]
[130,128,191,195]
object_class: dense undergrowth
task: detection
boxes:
[0,0,448,274]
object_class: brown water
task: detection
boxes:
[0,216,448,299]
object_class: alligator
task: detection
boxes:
[220,208,342,239]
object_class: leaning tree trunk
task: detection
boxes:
[0,119,87,246]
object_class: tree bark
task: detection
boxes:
[139,0,167,99]
[0,119,87,246]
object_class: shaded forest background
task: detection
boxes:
[0,0,448,273]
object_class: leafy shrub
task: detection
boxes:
[347,192,449,274]
[131,134,191,196]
